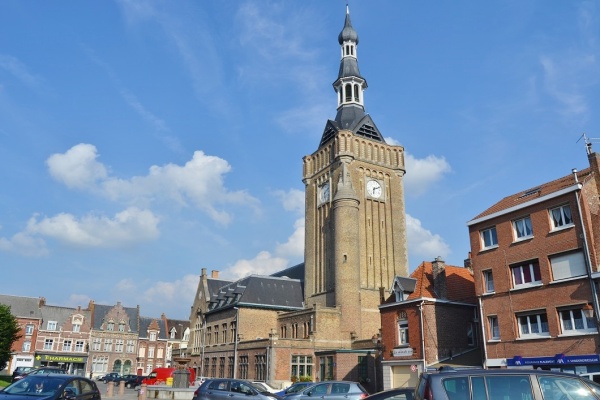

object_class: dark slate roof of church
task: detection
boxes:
[0,294,42,319]
[207,275,304,314]
[270,262,304,281]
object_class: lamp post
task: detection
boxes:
[371,335,382,393]
[233,307,239,379]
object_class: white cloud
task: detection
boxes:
[25,207,160,248]
[140,274,200,306]
[275,218,304,258]
[273,188,304,213]
[64,294,92,308]
[47,144,258,225]
[47,143,108,190]
[0,54,42,88]
[406,214,451,262]
[225,251,289,279]
[404,152,452,197]
[0,232,48,257]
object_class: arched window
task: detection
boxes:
[113,359,122,374]
[339,89,342,104]
[354,84,359,101]
[345,45,350,56]
[345,84,352,102]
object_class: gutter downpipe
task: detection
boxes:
[419,301,426,372]
[478,297,488,368]
[573,170,600,325]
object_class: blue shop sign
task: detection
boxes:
[508,354,600,366]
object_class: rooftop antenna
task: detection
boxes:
[577,133,600,155]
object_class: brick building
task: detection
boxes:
[137,316,168,374]
[467,145,600,372]
[188,6,409,393]
[379,258,480,389]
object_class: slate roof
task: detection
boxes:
[406,262,476,304]
[139,316,167,339]
[0,294,43,319]
[207,275,304,314]
[470,168,589,223]
[40,305,90,329]
[91,303,139,333]
[270,262,304,281]
[166,318,190,339]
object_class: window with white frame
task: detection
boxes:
[170,329,176,339]
[183,330,189,341]
[550,205,573,230]
[550,251,586,281]
[511,261,542,288]
[75,341,84,352]
[44,339,54,350]
[138,347,146,357]
[118,323,125,332]
[115,339,124,352]
[25,324,34,335]
[481,227,498,249]
[104,339,113,352]
[483,270,494,293]
[157,348,163,359]
[72,323,81,333]
[398,318,409,345]
[145,364,153,374]
[559,308,597,334]
[148,346,155,358]
[488,316,500,340]
[513,216,533,240]
[107,322,114,331]
[22,340,31,352]
[92,338,101,351]
[47,321,57,330]
[518,312,550,338]
[126,340,135,353]
[63,340,72,351]
[149,332,157,341]
[92,356,108,373]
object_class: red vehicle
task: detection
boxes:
[142,367,196,386]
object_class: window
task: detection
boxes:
[22,340,31,352]
[483,270,494,293]
[398,319,409,345]
[488,316,500,340]
[239,355,248,379]
[149,332,157,341]
[513,216,533,240]
[157,348,163,359]
[559,308,596,334]
[118,323,125,332]
[138,347,146,357]
[148,346,155,358]
[44,339,54,350]
[222,323,228,342]
[75,341,84,352]
[357,356,368,382]
[63,340,72,351]
[230,323,236,343]
[170,329,176,339]
[115,340,124,352]
[550,205,573,230]
[511,261,542,288]
[92,338,101,351]
[25,324,34,335]
[228,356,234,378]
[72,323,81,333]
[107,322,114,331]
[550,251,586,281]
[481,227,498,249]
[126,340,135,353]
[104,339,113,352]
[219,357,225,378]
[92,356,108,373]
[291,355,313,380]
[255,355,266,381]
[518,312,549,338]
[47,321,57,330]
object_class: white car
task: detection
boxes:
[252,381,278,393]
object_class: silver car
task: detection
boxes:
[284,381,368,400]
[193,379,282,400]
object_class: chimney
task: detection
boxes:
[432,257,447,299]
[39,297,46,307]
[464,253,473,273]
[211,270,219,279]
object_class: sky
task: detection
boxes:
[1,1,600,319]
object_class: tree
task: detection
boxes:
[0,304,21,371]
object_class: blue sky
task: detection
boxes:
[1,1,599,319]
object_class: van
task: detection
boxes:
[143,367,196,386]
[414,367,600,400]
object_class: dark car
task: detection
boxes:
[415,367,600,400]
[275,382,315,397]
[193,378,282,400]
[11,367,35,383]
[12,367,68,382]
[0,373,101,400]
[284,381,368,400]
[364,388,414,400]
[121,374,145,389]
[102,373,122,384]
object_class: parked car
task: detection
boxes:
[102,372,122,384]
[95,374,105,381]
[252,382,278,393]
[284,381,368,400]
[193,378,282,400]
[414,367,600,400]
[0,373,101,400]
[365,388,414,400]
[10,367,35,383]
[276,382,315,397]
[12,367,68,382]
[121,374,146,389]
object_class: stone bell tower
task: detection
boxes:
[302,6,409,340]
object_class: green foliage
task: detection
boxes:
[0,304,21,371]
[299,376,312,382]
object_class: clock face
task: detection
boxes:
[366,179,382,199]
[319,182,330,203]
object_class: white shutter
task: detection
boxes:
[550,251,586,280]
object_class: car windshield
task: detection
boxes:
[4,376,65,396]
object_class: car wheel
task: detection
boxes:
[104,380,108,384]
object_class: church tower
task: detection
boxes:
[303,6,409,340]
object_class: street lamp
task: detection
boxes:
[371,334,382,393]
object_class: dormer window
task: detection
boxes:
[150,332,157,341]
[107,322,114,331]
